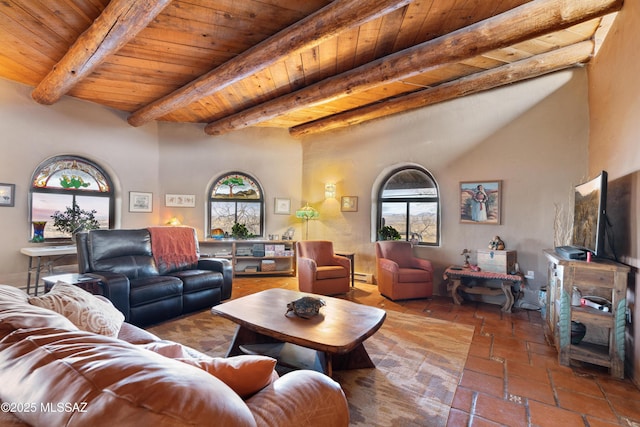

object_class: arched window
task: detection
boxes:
[30,155,114,240]
[377,166,440,246]
[208,172,264,237]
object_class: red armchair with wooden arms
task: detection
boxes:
[375,241,433,300]
[296,241,351,296]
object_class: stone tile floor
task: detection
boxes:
[233,277,640,427]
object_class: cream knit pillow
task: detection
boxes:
[29,282,124,337]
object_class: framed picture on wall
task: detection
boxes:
[129,191,153,212]
[459,181,501,224]
[0,183,15,207]
[341,196,358,212]
[274,198,291,214]
[165,194,196,207]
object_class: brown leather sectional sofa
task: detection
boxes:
[0,285,350,426]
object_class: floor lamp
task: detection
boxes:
[295,203,319,240]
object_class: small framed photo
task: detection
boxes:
[0,183,15,207]
[129,191,153,212]
[165,194,196,207]
[341,196,358,212]
[274,198,291,215]
[460,181,501,224]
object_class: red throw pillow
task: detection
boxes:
[139,340,277,398]
[177,355,277,398]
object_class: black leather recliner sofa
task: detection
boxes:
[76,227,232,326]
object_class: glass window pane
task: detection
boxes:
[237,202,261,235]
[76,195,110,230]
[409,202,438,244]
[382,169,437,198]
[381,202,407,239]
[377,166,440,246]
[212,173,261,199]
[211,201,236,232]
[210,172,264,238]
[33,158,110,192]
[33,194,109,239]
[32,193,73,238]
[31,156,114,239]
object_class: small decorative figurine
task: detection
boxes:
[460,249,471,268]
[286,296,326,319]
[489,236,505,250]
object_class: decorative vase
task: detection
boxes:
[31,221,47,242]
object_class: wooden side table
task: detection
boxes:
[443,266,525,313]
[43,273,104,295]
[335,251,355,287]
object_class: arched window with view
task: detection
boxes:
[30,156,114,241]
[377,166,440,246]
[209,172,264,238]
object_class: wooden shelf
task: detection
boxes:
[200,239,296,277]
[543,249,629,379]
[570,341,611,367]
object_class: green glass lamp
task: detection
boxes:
[295,203,319,240]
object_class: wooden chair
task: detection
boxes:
[296,241,351,296]
[375,241,433,300]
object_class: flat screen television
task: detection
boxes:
[571,170,608,258]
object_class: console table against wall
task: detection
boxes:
[543,249,629,378]
[20,245,77,296]
[199,239,296,277]
[443,266,525,313]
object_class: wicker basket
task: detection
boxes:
[261,260,276,272]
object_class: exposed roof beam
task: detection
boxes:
[289,41,595,137]
[203,0,622,136]
[31,0,172,105]
[126,0,414,127]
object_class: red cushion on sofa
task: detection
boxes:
[178,356,277,398]
[140,340,277,397]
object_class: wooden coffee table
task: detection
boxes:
[211,288,386,376]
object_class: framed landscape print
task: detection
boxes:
[129,191,153,212]
[341,196,358,212]
[460,181,501,224]
[0,183,15,207]
[274,198,291,214]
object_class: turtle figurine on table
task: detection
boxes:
[286,296,325,319]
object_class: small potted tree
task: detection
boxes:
[51,201,100,241]
[378,225,401,241]
[231,222,253,239]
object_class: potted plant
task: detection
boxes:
[378,225,401,241]
[231,222,253,239]
[51,201,100,240]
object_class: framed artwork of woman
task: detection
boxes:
[459,181,501,224]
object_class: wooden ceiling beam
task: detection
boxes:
[126,0,414,127]
[289,41,595,138]
[31,0,172,105]
[203,0,622,136]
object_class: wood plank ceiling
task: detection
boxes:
[0,0,623,138]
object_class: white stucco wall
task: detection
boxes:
[300,70,589,296]
[156,122,302,240]
[0,78,160,276]
[588,1,640,385]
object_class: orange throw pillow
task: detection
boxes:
[178,355,276,398]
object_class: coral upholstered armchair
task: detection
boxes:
[375,241,433,301]
[296,241,351,296]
